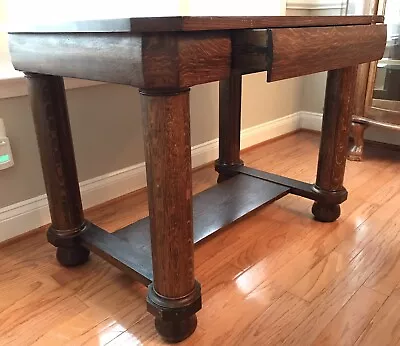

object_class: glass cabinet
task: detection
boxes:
[347,0,400,160]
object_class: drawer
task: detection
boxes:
[232,24,387,81]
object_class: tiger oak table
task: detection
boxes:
[8,15,386,342]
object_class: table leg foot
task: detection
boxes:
[56,246,90,267]
[155,316,197,343]
[215,160,244,184]
[147,282,201,343]
[312,202,341,222]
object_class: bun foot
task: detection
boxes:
[312,202,341,222]
[155,315,197,343]
[56,246,90,267]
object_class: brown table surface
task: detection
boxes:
[9,15,384,33]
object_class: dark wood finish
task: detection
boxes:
[348,122,368,161]
[115,174,289,245]
[227,166,347,204]
[313,67,358,222]
[11,14,388,343]
[79,174,289,287]
[140,88,198,341]
[9,24,386,87]
[140,88,194,298]
[231,29,271,75]
[231,25,386,79]
[215,75,244,182]
[80,223,153,285]
[9,15,384,33]
[26,73,89,266]
[268,24,387,81]
[10,32,231,88]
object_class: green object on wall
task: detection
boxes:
[0,154,10,163]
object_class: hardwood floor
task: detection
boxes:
[1,131,400,346]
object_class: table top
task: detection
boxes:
[9,15,384,34]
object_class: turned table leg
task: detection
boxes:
[26,73,89,266]
[348,121,367,161]
[312,67,357,222]
[140,88,201,342]
[215,75,244,183]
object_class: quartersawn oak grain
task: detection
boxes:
[312,66,358,223]
[9,31,231,88]
[268,24,387,81]
[26,73,89,267]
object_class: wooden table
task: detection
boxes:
[8,15,386,342]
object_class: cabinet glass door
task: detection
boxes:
[371,0,400,123]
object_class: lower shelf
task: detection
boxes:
[81,173,289,285]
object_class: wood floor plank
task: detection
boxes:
[364,253,400,296]
[289,251,349,302]
[0,277,88,345]
[283,214,400,345]
[313,285,387,346]
[355,288,400,346]
[0,132,399,345]
[220,291,311,346]
[335,192,400,260]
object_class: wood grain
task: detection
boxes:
[140,89,194,298]
[1,132,399,345]
[313,286,387,346]
[268,24,387,81]
[312,66,358,222]
[289,251,349,302]
[354,63,371,117]
[8,15,383,33]
[10,32,231,88]
[26,73,89,266]
[26,74,84,233]
[356,288,400,345]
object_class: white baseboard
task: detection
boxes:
[299,111,400,146]
[3,110,397,242]
[299,111,323,132]
[0,111,301,242]
[286,0,344,9]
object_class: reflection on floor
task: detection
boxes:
[1,131,400,345]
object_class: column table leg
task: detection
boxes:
[26,73,89,266]
[312,67,358,222]
[140,88,201,342]
[215,75,244,183]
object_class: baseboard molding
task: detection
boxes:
[299,111,400,146]
[286,0,344,9]
[3,110,397,242]
[0,111,301,243]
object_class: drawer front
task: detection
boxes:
[232,24,387,82]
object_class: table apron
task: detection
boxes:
[9,24,386,88]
